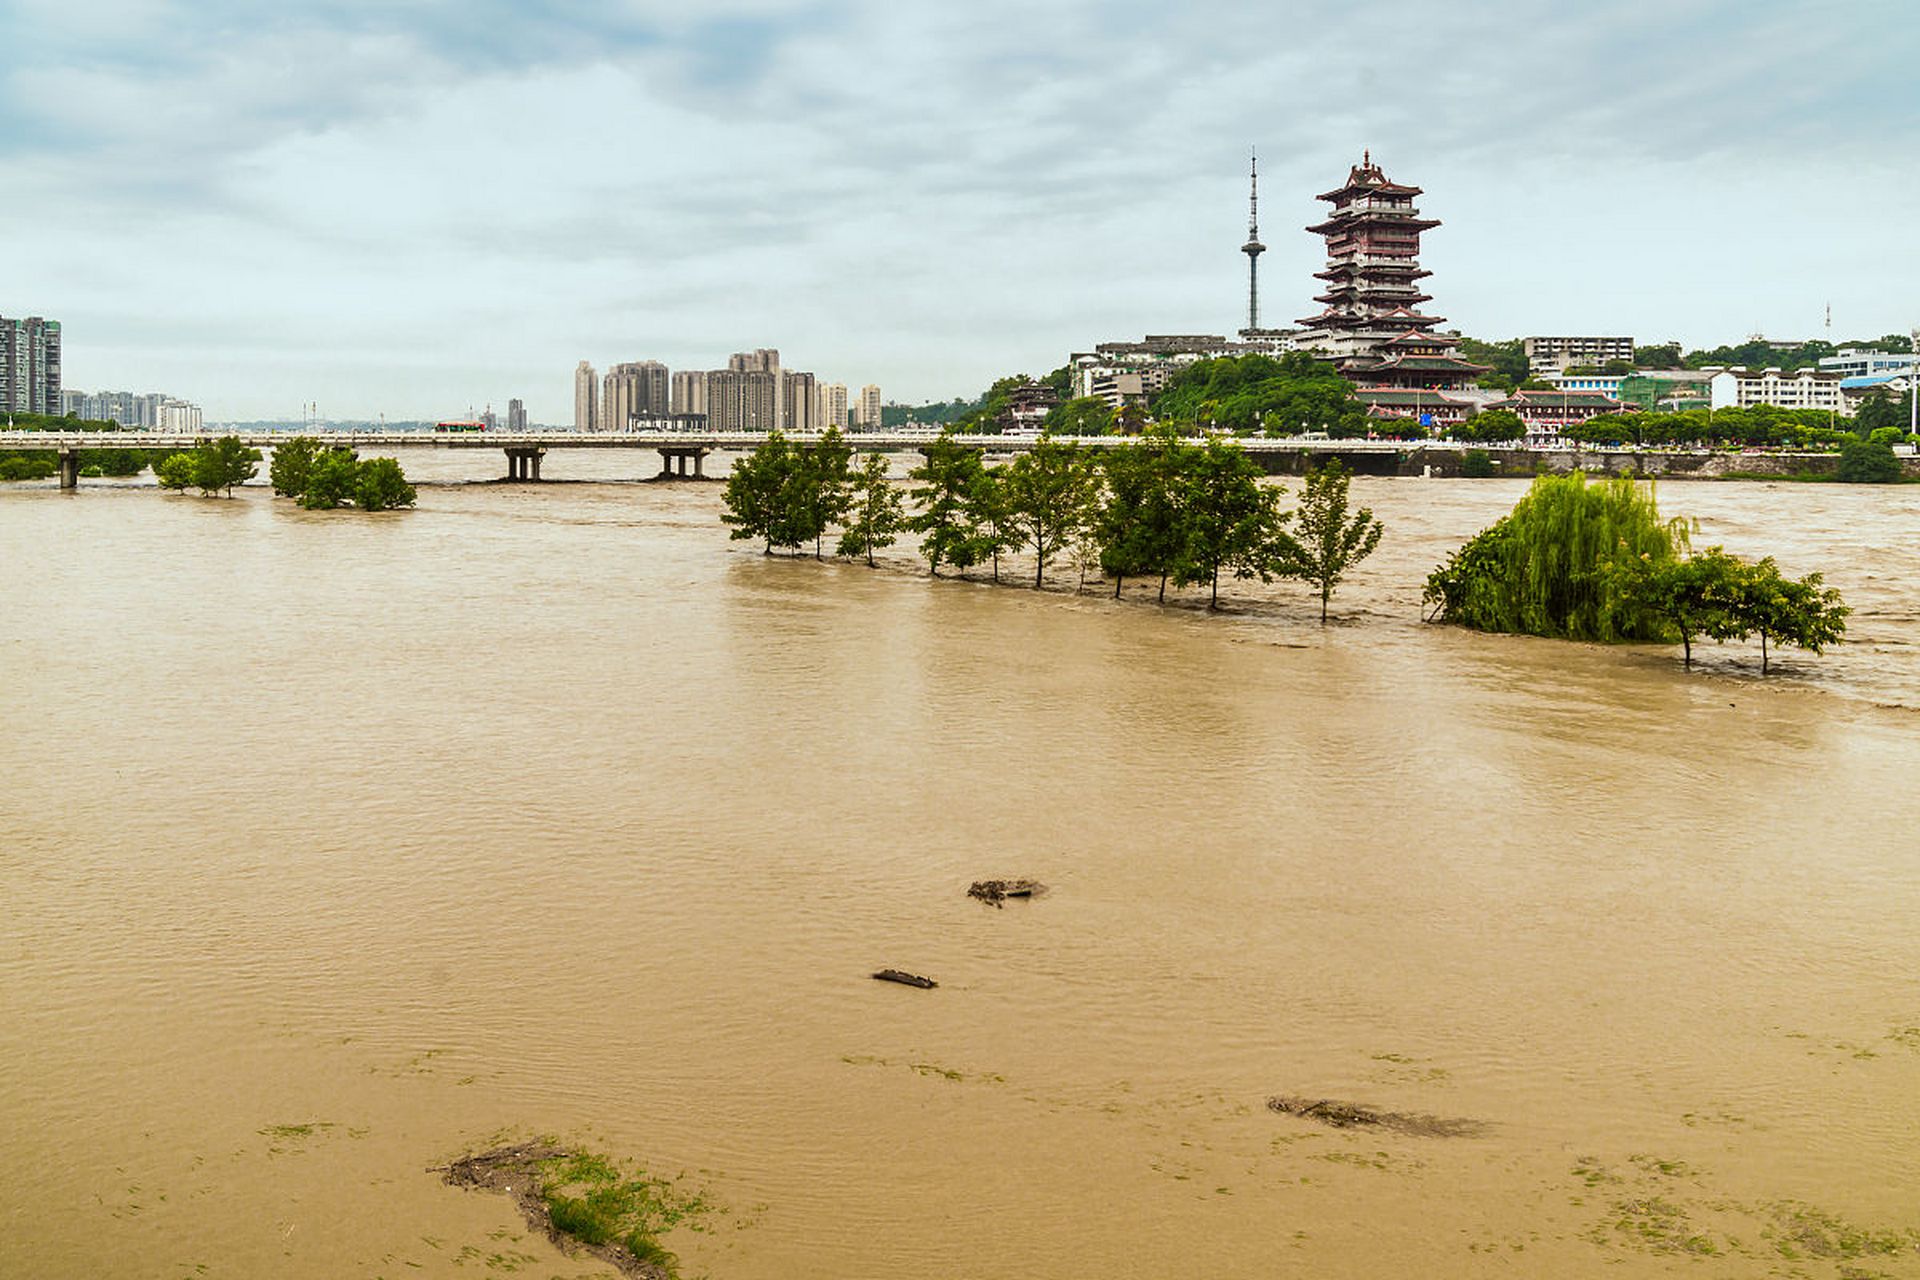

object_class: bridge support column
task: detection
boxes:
[656,447,709,480]
[503,447,545,482]
[58,449,81,490]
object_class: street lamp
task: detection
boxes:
[1911,328,1919,441]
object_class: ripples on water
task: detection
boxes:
[3,454,1919,1279]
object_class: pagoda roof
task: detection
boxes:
[1315,153,1424,203]
[1492,391,1629,411]
[1380,328,1447,348]
[1351,388,1474,407]
[1364,356,1489,373]
[1307,215,1440,235]
[1314,264,1432,281]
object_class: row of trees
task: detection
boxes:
[267,437,416,510]
[721,428,1386,619]
[1422,472,1848,671]
[155,437,262,497]
[148,435,416,509]
[1561,406,1882,451]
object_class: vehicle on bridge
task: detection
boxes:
[434,420,487,433]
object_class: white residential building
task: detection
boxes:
[1523,335,1635,374]
[856,384,881,430]
[155,399,202,432]
[1818,348,1919,379]
[1709,367,1846,415]
[819,382,849,429]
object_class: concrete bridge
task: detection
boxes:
[0,428,1458,488]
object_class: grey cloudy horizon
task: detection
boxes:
[5,0,1918,422]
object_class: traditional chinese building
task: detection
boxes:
[1295,154,1484,419]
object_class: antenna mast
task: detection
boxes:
[1241,147,1266,332]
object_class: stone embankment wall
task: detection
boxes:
[1259,447,1920,481]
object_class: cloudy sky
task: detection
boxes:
[5,0,1917,421]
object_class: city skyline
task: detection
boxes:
[4,1,1917,421]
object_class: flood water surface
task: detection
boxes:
[4,462,1919,1278]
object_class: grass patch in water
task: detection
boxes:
[537,1149,711,1277]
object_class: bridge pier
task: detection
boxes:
[656,446,709,480]
[503,447,545,482]
[58,449,81,490]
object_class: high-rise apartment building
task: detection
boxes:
[705,368,778,431]
[507,398,527,430]
[670,369,708,416]
[856,384,882,430]
[820,382,849,429]
[574,361,599,431]
[1,315,62,414]
[728,348,780,374]
[781,370,818,433]
[602,360,670,432]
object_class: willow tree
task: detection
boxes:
[1423,472,1690,641]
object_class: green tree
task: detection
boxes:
[1266,461,1383,623]
[964,464,1014,582]
[795,427,854,558]
[1459,448,1497,478]
[1634,343,1684,369]
[1456,408,1525,443]
[1095,432,1188,599]
[154,452,196,491]
[270,436,321,497]
[1836,438,1901,483]
[1608,546,1747,668]
[191,436,261,497]
[299,448,362,509]
[353,457,417,510]
[1853,390,1906,436]
[907,433,987,576]
[836,452,905,567]
[1457,337,1529,385]
[1725,558,1849,674]
[721,431,796,553]
[1003,435,1095,589]
[1171,438,1284,609]
[1423,472,1691,641]
[1045,396,1117,436]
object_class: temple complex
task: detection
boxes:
[1295,153,1485,420]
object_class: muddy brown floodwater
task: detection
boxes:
[4,452,1919,1278]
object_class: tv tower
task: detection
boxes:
[1242,148,1266,332]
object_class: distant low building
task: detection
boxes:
[1002,378,1058,431]
[1819,348,1918,379]
[1539,368,1714,412]
[1486,389,1631,440]
[1522,335,1634,375]
[1069,334,1260,406]
[1709,367,1845,415]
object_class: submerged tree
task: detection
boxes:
[795,427,854,559]
[1267,461,1383,622]
[353,457,418,511]
[1725,557,1849,674]
[1003,435,1095,589]
[298,447,362,509]
[269,436,321,497]
[1423,472,1690,641]
[721,431,798,554]
[837,452,905,567]
[1608,545,1748,667]
[154,452,196,491]
[1094,433,1185,599]
[907,433,987,577]
[965,463,1014,582]
[192,435,262,497]
[1171,437,1284,608]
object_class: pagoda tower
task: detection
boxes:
[1296,153,1484,406]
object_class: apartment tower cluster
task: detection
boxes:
[572,350,878,433]
[1,314,62,415]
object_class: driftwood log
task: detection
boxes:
[967,879,1043,908]
[872,969,938,989]
[1266,1095,1487,1138]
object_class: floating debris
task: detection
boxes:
[872,969,938,989]
[1267,1096,1487,1138]
[967,879,1044,907]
